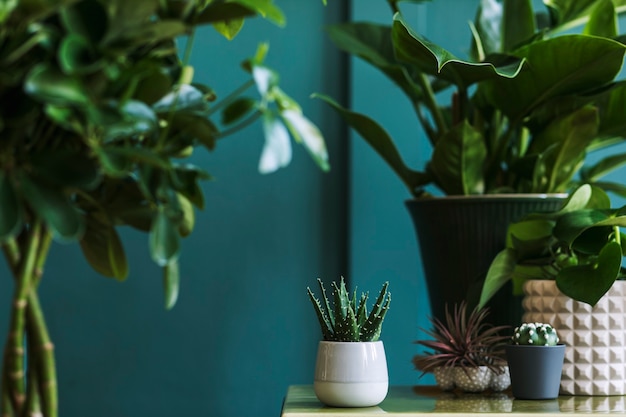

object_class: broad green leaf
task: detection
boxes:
[222,97,257,125]
[29,149,101,190]
[530,106,598,192]
[556,240,622,306]
[281,109,330,172]
[149,206,180,266]
[177,194,195,237]
[481,35,626,121]
[169,164,210,209]
[0,0,17,24]
[553,208,613,244]
[191,3,256,25]
[19,174,84,241]
[326,22,424,101]
[470,0,503,61]
[478,248,516,309]
[80,217,128,281]
[429,121,487,195]
[163,259,180,310]
[24,63,90,106]
[509,219,554,242]
[0,172,22,240]
[314,93,427,194]
[259,112,291,174]
[213,19,244,40]
[231,0,285,26]
[584,0,617,37]
[170,112,218,151]
[392,14,525,88]
[593,82,626,140]
[60,0,108,43]
[571,225,614,254]
[502,0,535,52]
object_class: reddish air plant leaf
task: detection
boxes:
[413,302,510,375]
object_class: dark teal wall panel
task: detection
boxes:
[0,1,347,416]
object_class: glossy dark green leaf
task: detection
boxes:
[153,85,207,113]
[60,0,108,43]
[478,248,516,309]
[24,63,90,106]
[0,172,22,240]
[326,22,424,101]
[29,149,101,190]
[314,93,427,195]
[149,206,180,267]
[190,3,256,25]
[221,97,257,125]
[584,0,617,37]
[553,209,612,244]
[502,0,535,52]
[80,217,128,281]
[59,34,101,75]
[170,165,210,209]
[392,14,525,88]
[571,226,614,254]
[430,121,487,195]
[163,259,180,310]
[481,35,626,120]
[171,112,218,151]
[556,241,622,306]
[19,174,84,241]
[469,0,503,60]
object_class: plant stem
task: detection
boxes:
[416,73,447,138]
[2,221,42,414]
[207,79,255,117]
[214,110,262,140]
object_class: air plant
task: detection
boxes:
[307,277,391,342]
[413,302,510,375]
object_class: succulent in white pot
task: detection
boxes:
[307,277,391,407]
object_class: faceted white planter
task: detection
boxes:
[314,341,388,407]
[522,280,626,395]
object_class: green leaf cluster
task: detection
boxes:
[307,277,391,342]
[479,184,626,308]
[318,0,626,197]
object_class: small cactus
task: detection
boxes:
[307,277,390,342]
[511,323,559,346]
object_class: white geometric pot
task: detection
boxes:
[314,341,388,407]
[522,280,626,395]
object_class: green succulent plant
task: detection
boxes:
[307,277,391,342]
[413,302,509,375]
[479,184,626,308]
[511,323,559,346]
[317,0,626,197]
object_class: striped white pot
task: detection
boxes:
[522,280,626,395]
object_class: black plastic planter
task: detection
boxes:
[505,344,566,399]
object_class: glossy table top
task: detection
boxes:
[281,385,626,416]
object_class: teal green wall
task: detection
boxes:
[348,0,480,387]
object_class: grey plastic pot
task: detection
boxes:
[505,344,566,399]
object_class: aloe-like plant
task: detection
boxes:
[479,184,626,308]
[317,0,626,197]
[0,1,328,417]
[307,277,391,342]
[413,302,509,375]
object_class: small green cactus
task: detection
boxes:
[511,323,559,346]
[307,277,390,342]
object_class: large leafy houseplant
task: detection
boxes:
[318,0,626,197]
[0,1,329,416]
[479,184,626,308]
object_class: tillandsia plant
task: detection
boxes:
[0,1,329,417]
[511,323,559,346]
[307,277,391,342]
[316,0,626,197]
[413,302,509,375]
[479,184,626,308]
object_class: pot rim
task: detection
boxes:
[406,193,568,203]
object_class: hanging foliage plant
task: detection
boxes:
[0,1,329,416]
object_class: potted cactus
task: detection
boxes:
[413,303,510,393]
[505,323,565,400]
[307,277,391,408]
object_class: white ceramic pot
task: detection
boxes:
[522,280,626,395]
[314,340,388,407]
